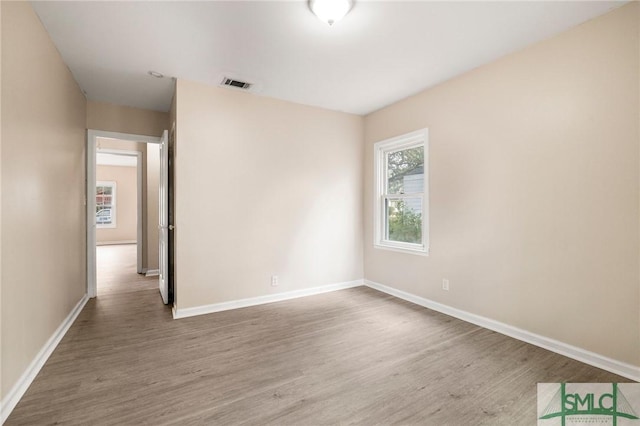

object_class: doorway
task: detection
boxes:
[95,149,142,273]
[86,129,171,304]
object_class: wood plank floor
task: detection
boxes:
[6,246,631,425]
[96,244,158,296]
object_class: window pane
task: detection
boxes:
[386,198,422,244]
[96,182,115,226]
[96,207,112,224]
[97,186,113,195]
[96,195,113,207]
[387,146,424,194]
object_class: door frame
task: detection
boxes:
[87,129,161,298]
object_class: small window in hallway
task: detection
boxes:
[96,181,116,228]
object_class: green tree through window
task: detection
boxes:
[388,200,422,244]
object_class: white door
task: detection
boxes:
[158,130,169,304]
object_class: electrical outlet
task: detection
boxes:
[271,275,279,287]
[442,279,449,291]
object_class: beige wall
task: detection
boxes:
[97,137,144,153]
[364,4,640,366]
[87,101,168,137]
[174,79,363,309]
[96,165,138,244]
[1,1,87,399]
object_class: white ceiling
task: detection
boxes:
[97,153,137,167]
[31,1,625,115]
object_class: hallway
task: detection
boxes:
[6,244,176,424]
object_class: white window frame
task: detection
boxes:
[96,180,117,229]
[374,128,429,255]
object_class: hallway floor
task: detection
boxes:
[97,244,158,296]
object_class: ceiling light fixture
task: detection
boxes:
[148,70,164,78]
[309,0,354,26]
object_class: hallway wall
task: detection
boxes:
[87,101,168,137]
[1,1,87,403]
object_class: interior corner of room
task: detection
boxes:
[1,0,640,424]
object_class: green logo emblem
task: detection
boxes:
[538,383,639,426]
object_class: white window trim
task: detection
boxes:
[373,128,429,256]
[96,180,117,229]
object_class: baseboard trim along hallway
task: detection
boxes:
[171,279,364,319]
[144,269,159,277]
[96,240,136,246]
[364,279,640,382]
[1,294,90,424]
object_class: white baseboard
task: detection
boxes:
[145,269,159,277]
[1,294,89,423]
[364,279,640,382]
[96,240,136,246]
[173,279,364,319]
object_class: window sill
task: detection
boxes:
[373,243,429,257]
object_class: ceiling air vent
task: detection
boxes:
[221,77,252,90]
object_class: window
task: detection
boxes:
[374,129,428,255]
[96,181,116,228]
